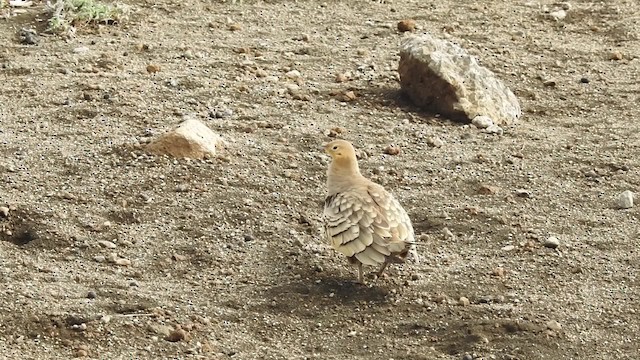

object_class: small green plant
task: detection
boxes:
[46,0,128,34]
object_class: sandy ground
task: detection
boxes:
[1,0,639,359]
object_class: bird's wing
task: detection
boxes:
[323,186,414,266]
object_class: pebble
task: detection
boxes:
[617,190,634,209]
[93,255,106,263]
[471,115,493,129]
[501,245,515,251]
[580,77,590,83]
[609,51,623,61]
[426,137,444,148]
[546,320,562,332]
[228,23,242,31]
[492,267,505,277]
[98,240,117,249]
[0,206,9,217]
[549,9,566,21]
[383,144,401,155]
[87,291,97,299]
[73,46,90,54]
[462,354,473,360]
[146,64,161,73]
[484,124,504,135]
[478,184,499,195]
[115,258,132,266]
[515,189,531,198]
[459,297,470,306]
[544,236,560,249]
[397,19,416,32]
[285,70,301,79]
[442,227,455,240]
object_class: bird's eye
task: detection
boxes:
[332,146,338,150]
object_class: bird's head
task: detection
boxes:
[323,139,357,162]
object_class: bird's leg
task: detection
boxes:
[358,262,364,284]
[376,261,389,278]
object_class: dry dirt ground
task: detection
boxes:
[1,0,639,359]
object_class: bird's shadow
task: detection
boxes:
[260,270,391,315]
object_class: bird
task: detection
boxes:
[322,139,418,283]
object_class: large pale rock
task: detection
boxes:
[146,119,223,159]
[399,34,521,125]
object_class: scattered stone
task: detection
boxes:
[146,119,225,159]
[146,64,161,73]
[501,245,515,251]
[166,327,188,342]
[335,72,350,83]
[73,46,90,54]
[442,227,455,240]
[462,354,473,360]
[546,320,562,332]
[115,258,131,266]
[544,236,560,249]
[18,28,38,45]
[0,206,9,217]
[87,291,97,299]
[580,77,590,84]
[471,115,493,129]
[172,254,187,261]
[397,19,416,32]
[542,78,557,87]
[609,51,623,61]
[149,324,173,337]
[383,144,401,155]
[492,267,505,277]
[399,34,521,125]
[285,70,301,79]
[617,190,634,209]
[515,189,531,198]
[478,184,499,195]
[336,90,357,102]
[459,297,470,306]
[228,23,242,31]
[484,124,504,135]
[548,9,566,21]
[426,137,444,148]
[74,348,89,358]
[98,240,117,249]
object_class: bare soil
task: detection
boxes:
[1,0,639,359]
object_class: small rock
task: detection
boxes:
[0,206,9,217]
[146,119,225,159]
[383,144,401,155]
[74,349,89,358]
[285,70,301,79]
[335,73,350,83]
[73,46,90,54]
[228,23,242,31]
[426,137,444,148]
[347,330,357,337]
[166,328,190,343]
[549,9,566,21]
[442,227,455,240]
[542,78,557,87]
[93,255,106,263]
[87,291,97,299]
[609,51,623,61]
[18,28,38,45]
[146,64,161,73]
[546,320,562,332]
[478,184,499,195]
[458,297,470,306]
[98,240,117,249]
[492,267,505,277]
[336,90,357,102]
[484,124,503,135]
[544,236,560,249]
[172,254,187,261]
[462,354,473,360]
[617,190,634,209]
[471,115,494,129]
[115,258,131,266]
[580,77,590,84]
[397,19,416,32]
[501,245,515,251]
[515,189,531,198]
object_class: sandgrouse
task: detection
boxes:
[322,140,417,283]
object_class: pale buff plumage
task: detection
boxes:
[322,140,418,283]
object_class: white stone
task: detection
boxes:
[484,124,504,135]
[544,236,560,249]
[617,190,634,209]
[549,9,566,21]
[146,119,225,159]
[472,115,494,129]
[399,34,521,125]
